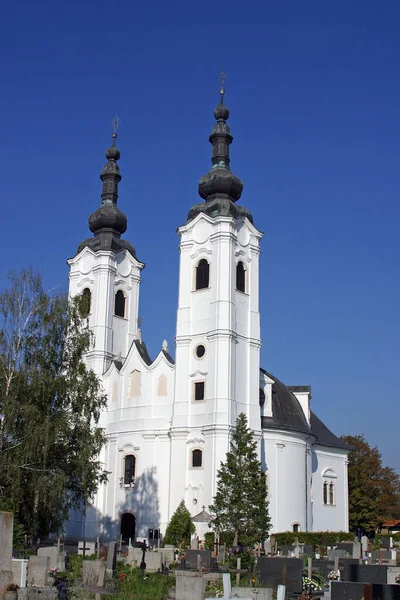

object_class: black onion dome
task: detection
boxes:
[197,99,243,203]
[75,132,136,258]
[89,203,127,234]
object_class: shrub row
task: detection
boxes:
[272,531,354,546]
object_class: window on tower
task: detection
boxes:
[323,481,328,505]
[115,290,126,317]
[80,288,91,317]
[194,381,205,401]
[329,482,335,505]
[195,259,210,290]
[192,449,203,468]
[236,261,246,293]
[124,455,136,485]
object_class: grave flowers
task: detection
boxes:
[395,574,400,584]
[328,570,340,581]
[302,575,324,592]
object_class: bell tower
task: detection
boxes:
[169,81,263,516]
[68,125,144,376]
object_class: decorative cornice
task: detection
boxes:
[187,437,205,445]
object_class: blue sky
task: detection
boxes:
[1,0,399,470]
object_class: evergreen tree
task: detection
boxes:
[209,413,271,546]
[164,500,195,548]
[0,268,108,538]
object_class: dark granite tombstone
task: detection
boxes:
[336,543,354,555]
[185,549,212,569]
[341,564,388,584]
[329,549,347,561]
[107,541,117,572]
[303,545,313,555]
[312,559,335,580]
[382,538,391,550]
[331,582,400,600]
[372,550,392,561]
[258,557,303,594]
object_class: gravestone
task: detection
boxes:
[78,540,96,556]
[191,538,199,550]
[27,555,50,587]
[341,563,388,584]
[313,558,335,580]
[337,543,354,555]
[107,541,117,572]
[0,511,14,598]
[303,544,313,555]
[83,560,104,587]
[371,550,392,562]
[264,540,272,555]
[352,542,361,559]
[18,590,58,600]
[12,558,28,587]
[382,538,391,550]
[185,549,212,569]
[258,557,303,594]
[176,570,205,600]
[329,549,347,561]
[362,536,369,553]
[331,581,400,600]
[279,545,295,556]
[37,546,65,571]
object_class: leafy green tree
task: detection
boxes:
[164,500,195,548]
[341,434,400,533]
[0,268,108,538]
[209,413,271,546]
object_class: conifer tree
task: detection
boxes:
[164,499,195,548]
[0,268,108,538]
[209,413,271,546]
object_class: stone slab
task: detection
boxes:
[27,555,50,587]
[336,544,354,554]
[331,581,400,600]
[126,548,163,572]
[382,538,391,549]
[258,557,303,594]
[107,541,117,571]
[185,549,212,569]
[0,570,14,599]
[0,512,13,572]
[176,570,205,600]
[83,560,105,587]
[341,563,388,583]
[12,558,28,587]
[231,587,273,599]
[388,567,400,584]
[37,547,63,571]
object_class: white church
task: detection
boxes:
[67,88,349,544]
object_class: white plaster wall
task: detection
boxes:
[311,445,349,532]
[262,430,310,533]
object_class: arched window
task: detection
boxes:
[129,370,141,398]
[292,523,300,533]
[81,288,91,317]
[329,482,335,505]
[195,259,209,290]
[124,455,136,485]
[115,290,126,317]
[236,261,246,293]
[192,449,202,468]
[323,481,328,505]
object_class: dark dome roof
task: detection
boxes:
[261,369,312,436]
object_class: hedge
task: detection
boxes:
[272,531,354,546]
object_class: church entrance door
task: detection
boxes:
[120,513,136,544]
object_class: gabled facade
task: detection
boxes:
[66,90,349,543]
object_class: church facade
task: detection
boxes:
[67,90,349,543]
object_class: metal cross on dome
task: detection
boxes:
[112,114,121,134]
[219,68,227,100]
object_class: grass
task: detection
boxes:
[114,566,175,600]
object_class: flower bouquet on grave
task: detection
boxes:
[395,574,400,584]
[302,575,324,592]
[328,570,340,581]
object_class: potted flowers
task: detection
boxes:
[5,583,19,600]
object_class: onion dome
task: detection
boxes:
[76,130,136,257]
[187,80,252,224]
[198,94,243,203]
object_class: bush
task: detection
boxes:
[273,531,354,547]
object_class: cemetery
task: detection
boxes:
[2,509,400,600]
